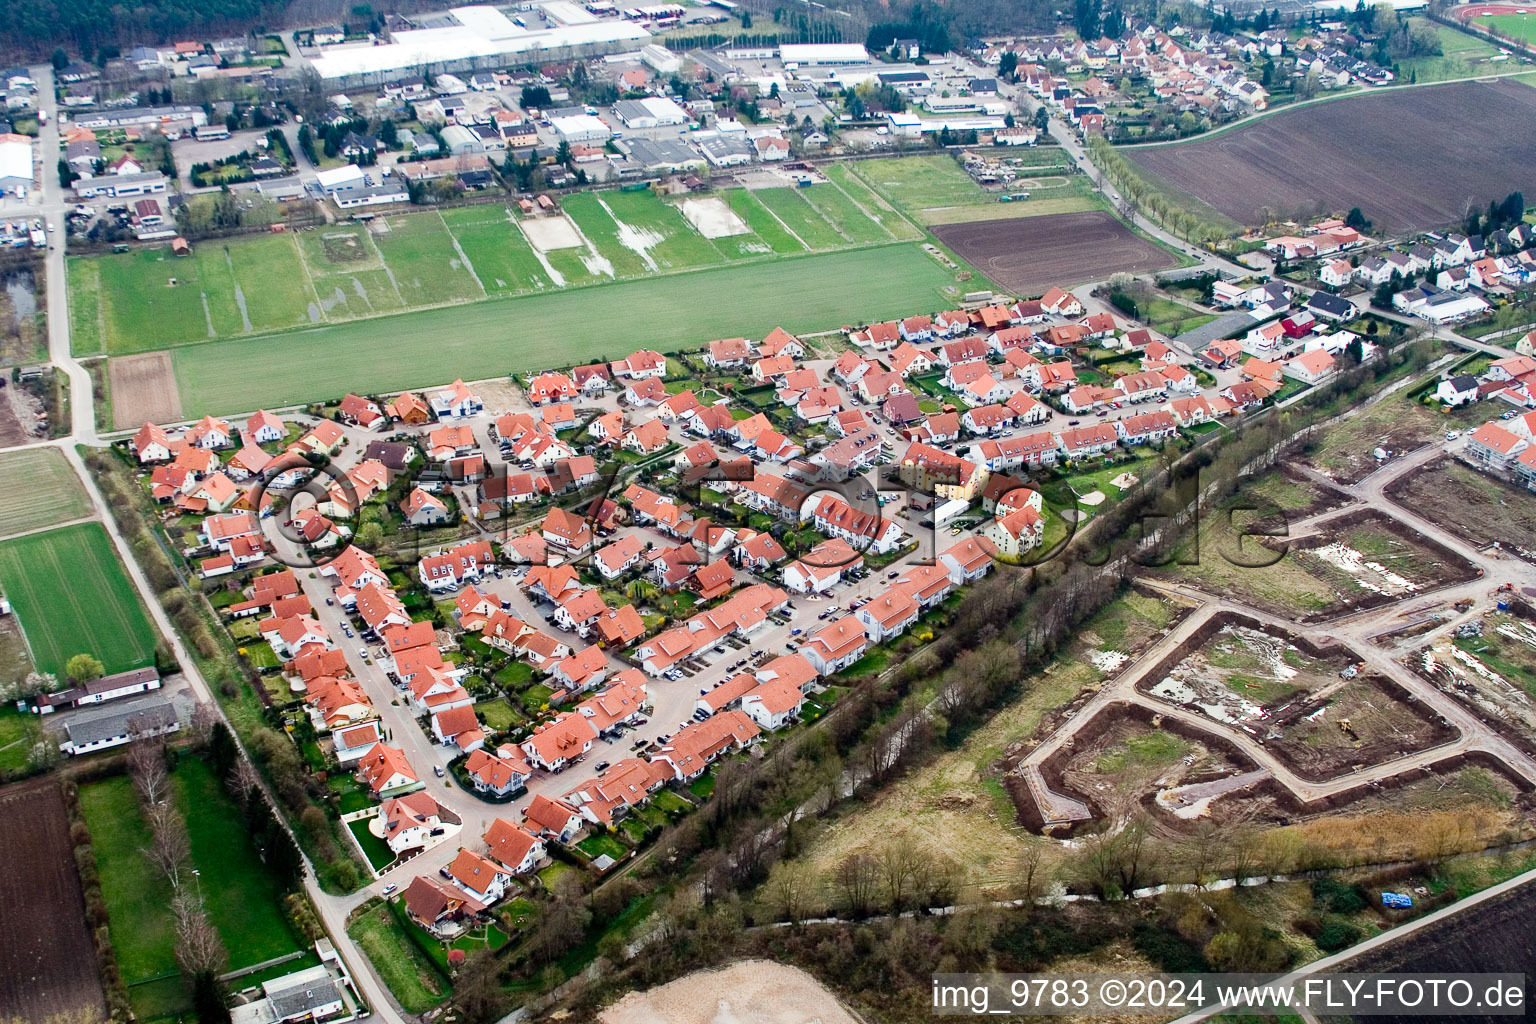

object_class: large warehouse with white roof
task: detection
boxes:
[308,5,650,86]
[0,133,33,196]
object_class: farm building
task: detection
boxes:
[59,700,181,756]
[33,666,161,714]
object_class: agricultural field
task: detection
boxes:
[81,760,303,1019]
[722,188,808,254]
[0,447,91,537]
[0,521,157,677]
[1129,79,1536,231]
[71,184,915,359]
[933,210,1178,297]
[170,244,964,417]
[0,778,106,1023]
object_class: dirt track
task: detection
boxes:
[110,351,181,429]
[600,960,862,1024]
[0,777,106,1022]
[933,210,1177,296]
[1129,80,1536,232]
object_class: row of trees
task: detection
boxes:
[125,730,231,1023]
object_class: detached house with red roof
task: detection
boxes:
[801,616,868,675]
[338,393,385,428]
[524,793,584,844]
[484,818,546,875]
[612,349,667,380]
[357,743,420,797]
[131,422,174,463]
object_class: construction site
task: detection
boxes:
[1001,426,1536,849]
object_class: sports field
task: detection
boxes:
[1475,10,1536,43]
[70,182,911,357]
[0,521,157,676]
[850,153,1098,225]
[0,448,91,537]
[170,244,962,416]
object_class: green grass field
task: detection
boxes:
[82,760,302,1019]
[0,448,91,537]
[72,183,927,360]
[372,212,485,306]
[722,188,806,254]
[1479,11,1536,43]
[440,206,554,294]
[822,164,925,240]
[81,775,177,986]
[799,182,893,243]
[0,521,157,676]
[171,244,960,416]
[1399,19,1502,82]
[854,154,989,213]
[753,188,850,249]
[348,906,449,1014]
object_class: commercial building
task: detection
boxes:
[308,5,650,87]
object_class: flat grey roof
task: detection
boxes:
[1173,309,1261,351]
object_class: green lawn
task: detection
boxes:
[371,211,485,306]
[349,816,397,871]
[577,832,628,860]
[82,760,301,1019]
[722,188,806,254]
[1399,19,1502,82]
[439,205,554,295]
[475,697,523,732]
[348,906,449,1014]
[0,705,39,774]
[0,447,91,537]
[753,188,849,249]
[0,522,157,676]
[798,183,893,244]
[170,244,960,416]
[175,758,303,965]
[80,776,176,985]
[495,662,534,688]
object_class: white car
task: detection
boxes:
[1445,430,1460,441]
[381,883,398,896]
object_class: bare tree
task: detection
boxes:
[146,802,191,890]
[226,757,262,810]
[172,889,228,977]
[834,852,880,917]
[767,859,814,924]
[453,949,504,1024]
[187,701,220,749]
[1016,841,1051,905]
[877,836,922,914]
[128,738,170,808]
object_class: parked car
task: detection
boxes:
[433,765,445,778]
[381,883,398,896]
